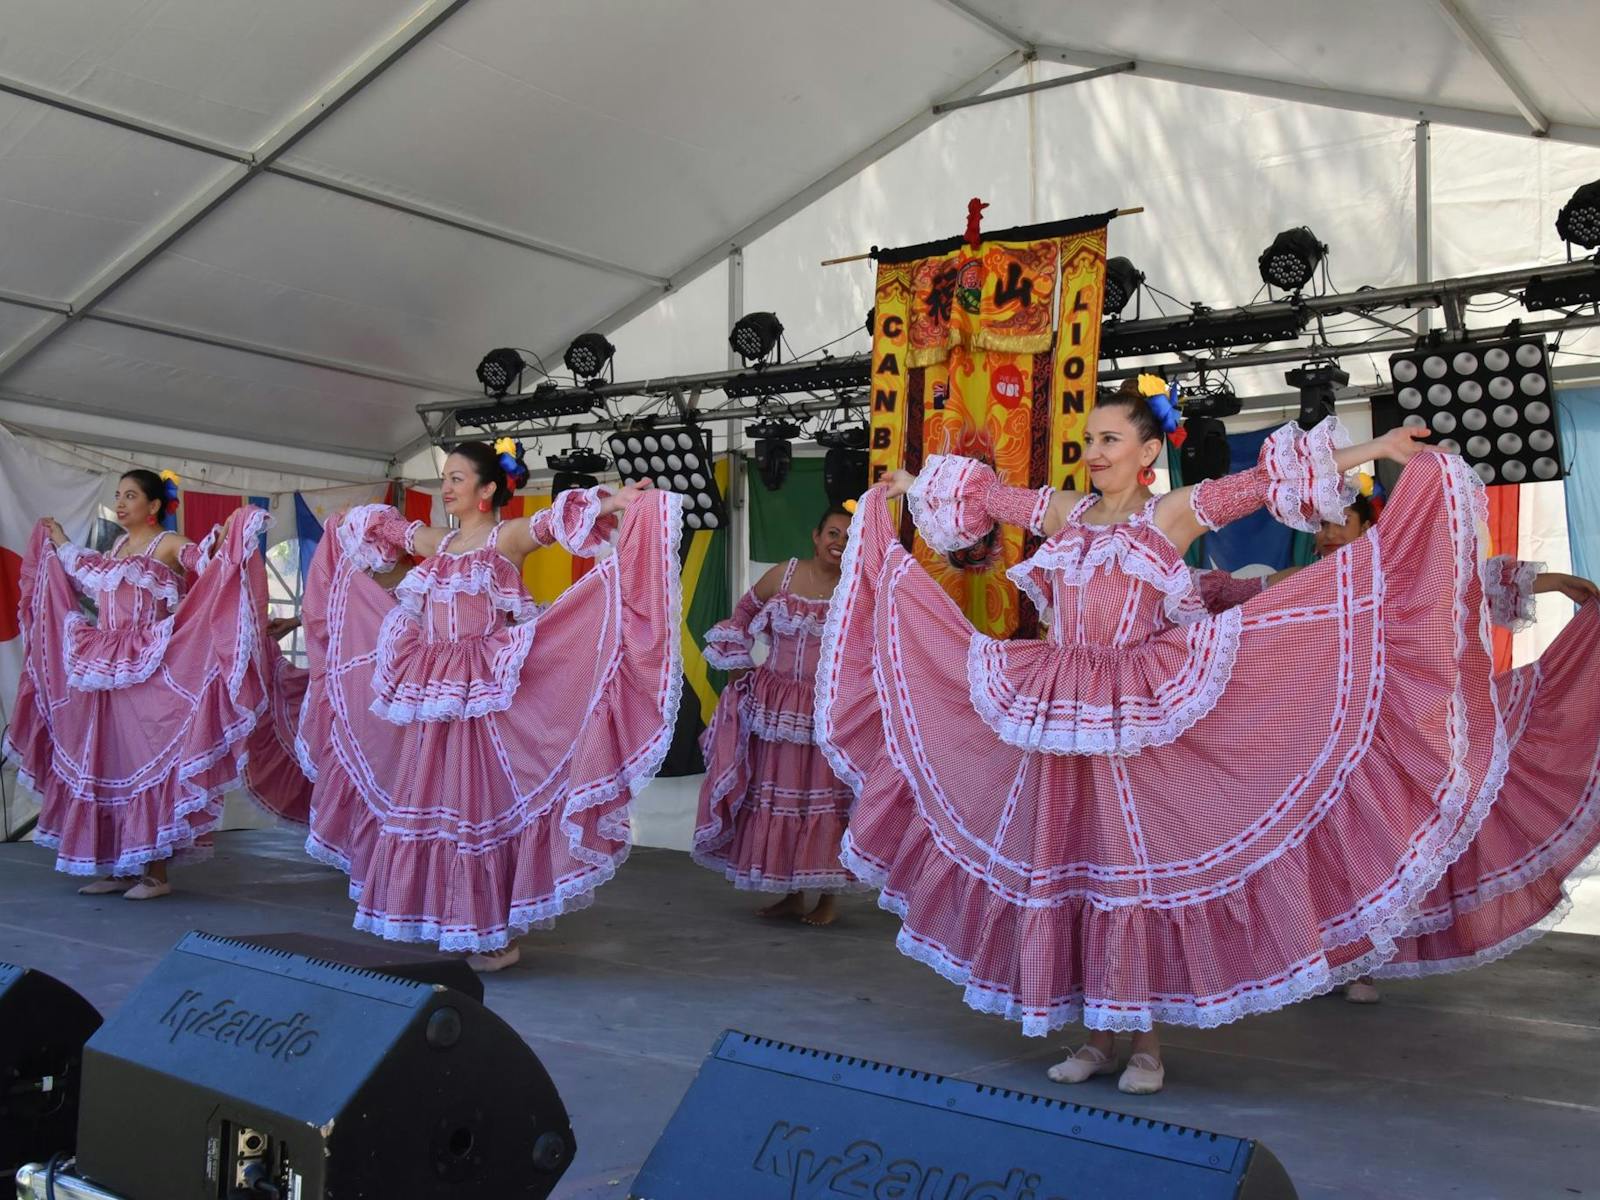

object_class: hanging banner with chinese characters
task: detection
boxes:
[863,211,1115,636]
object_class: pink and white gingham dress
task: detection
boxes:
[241,641,312,826]
[6,510,276,874]
[818,418,1600,1033]
[297,488,683,952]
[693,559,859,893]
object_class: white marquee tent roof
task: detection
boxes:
[1,0,1598,482]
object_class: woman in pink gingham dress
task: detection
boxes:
[297,442,681,970]
[820,390,1600,1094]
[6,472,279,899]
[694,506,860,925]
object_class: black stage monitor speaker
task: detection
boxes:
[630,1031,1297,1200]
[229,930,485,1002]
[0,963,102,1174]
[76,932,574,1200]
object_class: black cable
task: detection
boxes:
[511,347,556,382]
[790,323,869,362]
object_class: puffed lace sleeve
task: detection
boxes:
[529,487,619,558]
[1190,417,1354,534]
[179,526,220,576]
[337,504,420,573]
[1483,555,1543,631]
[905,455,1054,553]
[703,587,764,670]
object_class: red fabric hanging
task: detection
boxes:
[1485,485,1519,673]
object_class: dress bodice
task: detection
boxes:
[369,523,541,724]
[59,533,184,629]
[750,561,831,680]
[392,524,538,643]
[1009,495,1204,647]
[55,533,187,691]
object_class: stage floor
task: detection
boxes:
[2,830,1595,1200]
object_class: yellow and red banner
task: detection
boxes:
[867,260,913,489]
[1052,226,1109,493]
[864,211,1114,636]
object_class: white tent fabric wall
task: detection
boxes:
[610,60,1600,401]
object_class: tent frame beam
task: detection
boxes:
[0,74,250,160]
[0,287,463,395]
[0,73,670,288]
[0,392,393,483]
[543,49,1030,369]
[1431,0,1551,136]
[928,0,1035,53]
[933,61,1135,114]
[86,310,463,395]
[0,0,474,385]
[266,164,668,285]
[1035,44,1600,147]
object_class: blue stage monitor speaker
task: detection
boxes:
[629,1031,1296,1200]
[0,962,102,1173]
[75,932,574,1200]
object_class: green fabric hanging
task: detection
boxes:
[747,456,831,562]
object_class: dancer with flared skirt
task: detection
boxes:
[6,471,277,899]
[694,506,860,925]
[818,387,1600,1094]
[298,442,682,970]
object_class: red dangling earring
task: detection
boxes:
[147,514,159,526]
[1138,464,1157,487]
[477,498,491,513]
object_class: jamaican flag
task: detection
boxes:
[660,457,734,775]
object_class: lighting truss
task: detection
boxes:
[1101,304,1309,358]
[418,261,1600,451]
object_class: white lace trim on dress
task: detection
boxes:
[965,607,1243,756]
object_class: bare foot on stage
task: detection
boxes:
[757,893,806,920]
[802,895,838,927]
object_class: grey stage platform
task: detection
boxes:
[1,829,1595,1200]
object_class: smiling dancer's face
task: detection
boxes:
[440,452,495,519]
[1084,404,1161,493]
[813,513,849,567]
[113,476,161,530]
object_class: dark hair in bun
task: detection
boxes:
[449,441,512,509]
[121,468,178,516]
[1094,379,1165,445]
[815,504,852,532]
